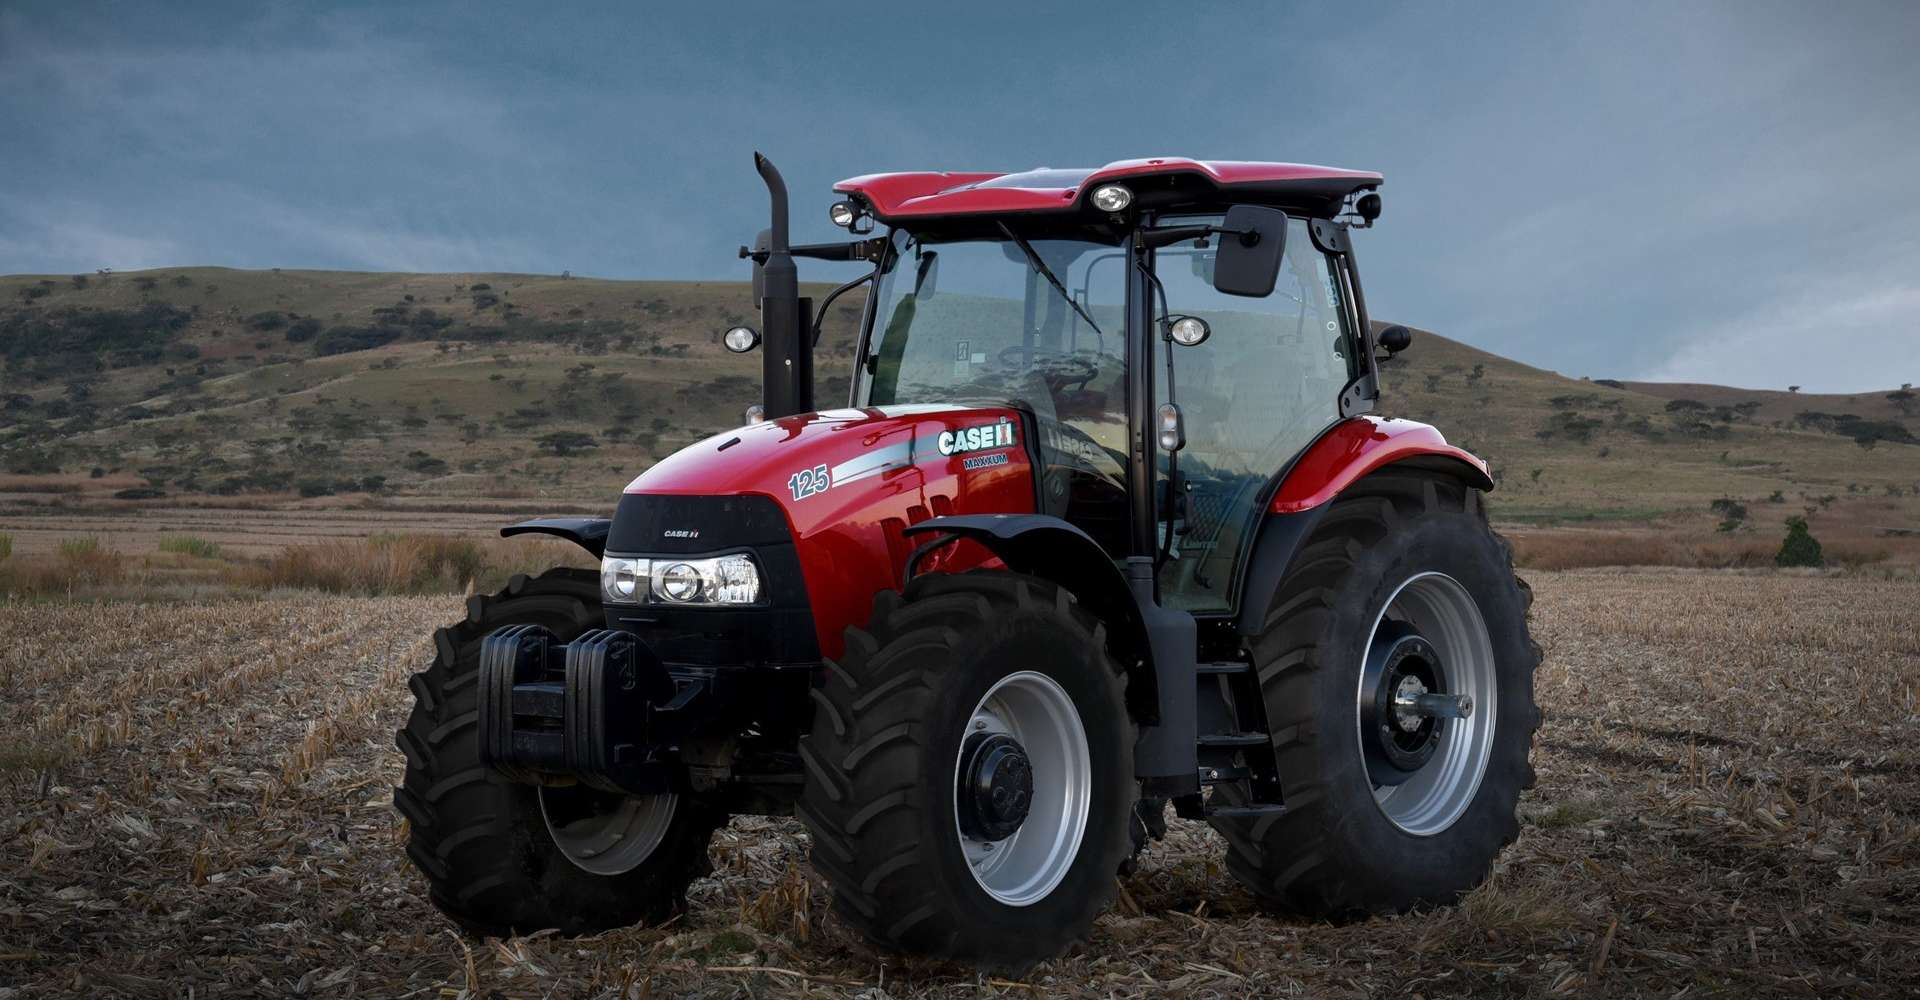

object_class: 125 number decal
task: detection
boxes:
[788,464,830,501]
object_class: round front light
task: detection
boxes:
[1168,315,1211,347]
[829,200,858,228]
[658,562,703,602]
[1090,184,1133,213]
[723,326,761,353]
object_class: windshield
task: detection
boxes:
[861,227,1133,554]
[862,229,1125,412]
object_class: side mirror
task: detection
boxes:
[1212,205,1288,298]
[1378,324,1412,356]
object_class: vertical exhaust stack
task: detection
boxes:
[754,152,814,418]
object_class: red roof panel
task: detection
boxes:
[835,158,1381,221]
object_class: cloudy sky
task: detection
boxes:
[2,1,1916,391]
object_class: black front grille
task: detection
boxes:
[606,493,792,553]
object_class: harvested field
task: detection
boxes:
[1,569,1916,997]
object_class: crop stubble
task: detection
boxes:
[0,569,1915,997]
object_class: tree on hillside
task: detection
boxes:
[1775,516,1823,568]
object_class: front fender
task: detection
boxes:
[902,514,1196,788]
[901,515,1148,662]
[501,517,612,559]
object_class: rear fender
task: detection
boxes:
[1235,417,1495,636]
[1268,416,1492,515]
[501,517,613,559]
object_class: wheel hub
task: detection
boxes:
[957,732,1033,841]
[1360,621,1454,785]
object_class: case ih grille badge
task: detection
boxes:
[937,419,1016,457]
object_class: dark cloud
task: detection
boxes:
[2,0,1915,390]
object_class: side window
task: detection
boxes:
[1153,215,1354,612]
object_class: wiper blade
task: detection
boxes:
[997,222,1104,338]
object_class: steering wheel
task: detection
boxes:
[996,345,1100,388]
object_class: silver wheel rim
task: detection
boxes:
[1357,572,1497,836]
[954,670,1092,906]
[539,786,678,876]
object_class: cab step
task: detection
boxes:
[1206,803,1288,821]
[1197,661,1253,676]
[1197,731,1270,749]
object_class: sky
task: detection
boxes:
[2,1,1917,392]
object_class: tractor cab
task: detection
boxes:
[398,154,1535,974]
[738,157,1396,616]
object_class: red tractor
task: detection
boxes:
[396,154,1539,970]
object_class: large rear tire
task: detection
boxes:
[394,568,723,936]
[1211,472,1540,916]
[797,571,1136,972]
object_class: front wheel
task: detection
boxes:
[798,572,1136,972]
[1211,472,1541,916]
[394,568,723,936]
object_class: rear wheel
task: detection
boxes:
[394,568,723,936]
[798,571,1135,972]
[1210,472,1540,916]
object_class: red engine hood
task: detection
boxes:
[626,405,1036,659]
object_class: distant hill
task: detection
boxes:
[3,267,1917,533]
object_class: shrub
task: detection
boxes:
[158,536,221,559]
[0,532,10,560]
[537,431,599,456]
[406,452,449,476]
[58,537,101,557]
[114,487,167,500]
[1709,497,1747,532]
[248,534,587,595]
[0,538,126,595]
[313,326,401,356]
[247,311,288,332]
[285,317,322,342]
[1775,516,1824,568]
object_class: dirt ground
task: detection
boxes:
[2,569,1916,998]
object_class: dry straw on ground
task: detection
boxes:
[1,569,1915,997]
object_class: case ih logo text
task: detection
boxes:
[938,419,1015,457]
[662,529,700,539]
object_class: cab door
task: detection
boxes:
[1150,214,1359,612]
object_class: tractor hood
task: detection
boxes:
[616,404,1037,660]
[626,404,1028,502]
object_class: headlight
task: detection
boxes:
[601,556,647,604]
[1090,183,1133,212]
[600,553,762,605]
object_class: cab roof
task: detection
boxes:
[834,158,1382,223]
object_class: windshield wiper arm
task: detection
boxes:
[997,222,1104,338]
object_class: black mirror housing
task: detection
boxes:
[1212,205,1288,298]
[1378,324,1413,355]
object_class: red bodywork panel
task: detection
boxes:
[836,158,1382,221]
[1271,417,1492,514]
[625,405,1034,660]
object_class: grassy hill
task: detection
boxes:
[3,267,1918,549]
